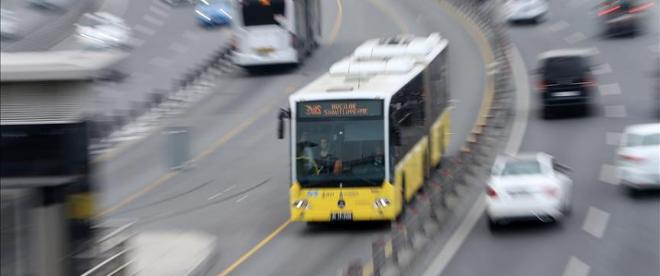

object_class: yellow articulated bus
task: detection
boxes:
[277,33,450,222]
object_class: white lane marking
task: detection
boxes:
[169,42,189,54]
[148,57,172,67]
[606,131,622,146]
[422,46,531,276]
[236,195,248,203]
[599,164,620,185]
[604,105,627,118]
[152,0,173,10]
[183,31,201,42]
[599,83,622,96]
[564,32,587,44]
[134,24,156,36]
[208,184,237,200]
[505,46,530,155]
[592,63,612,75]
[422,197,486,276]
[148,5,170,18]
[547,21,570,32]
[582,206,611,238]
[143,14,165,26]
[562,256,591,276]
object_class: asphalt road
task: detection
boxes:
[0,0,94,51]
[94,0,489,275]
[55,0,231,117]
[439,1,660,276]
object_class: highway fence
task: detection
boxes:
[88,45,236,158]
[343,0,515,275]
[75,220,136,276]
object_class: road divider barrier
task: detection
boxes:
[343,0,514,274]
[89,46,235,159]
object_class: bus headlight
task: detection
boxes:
[293,199,310,209]
[374,198,391,208]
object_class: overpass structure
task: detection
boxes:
[0,50,126,276]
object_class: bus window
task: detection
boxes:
[390,73,427,162]
[241,0,285,26]
[295,100,386,188]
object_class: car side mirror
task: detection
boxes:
[277,108,290,140]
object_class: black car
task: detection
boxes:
[597,0,650,36]
[536,49,596,118]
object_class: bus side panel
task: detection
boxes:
[430,118,442,167]
[396,137,428,202]
[430,108,452,167]
[442,109,451,150]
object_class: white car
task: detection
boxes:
[76,12,133,50]
[503,0,548,23]
[486,153,572,229]
[617,123,660,194]
[1,9,19,39]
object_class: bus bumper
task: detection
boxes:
[232,48,298,67]
[290,205,398,222]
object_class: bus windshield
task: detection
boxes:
[295,117,385,188]
[295,100,385,187]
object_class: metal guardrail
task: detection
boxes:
[343,0,515,274]
[88,46,235,157]
[78,220,136,276]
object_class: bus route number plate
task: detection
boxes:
[330,212,353,221]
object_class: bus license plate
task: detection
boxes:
[330,212,353,221]
[256,48,274,55]
[553,91,579,97]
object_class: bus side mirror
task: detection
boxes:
[277,108,290,139]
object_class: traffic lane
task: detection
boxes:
[105,0,402,273]
[228,0,490,274]
[95,4,231,113]
[95,0,347,214]
[405,0,488,156]
[95,70,308,211]
[440,3,660,276]
[1,0,93,51]
[102,0,489,275]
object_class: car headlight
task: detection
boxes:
[292,199,310,209]
[374,198,391,208]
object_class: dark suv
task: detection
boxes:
[536,50,596,118]
[598,0,650,36]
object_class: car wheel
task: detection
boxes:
[626,186,641,198]
[562,200,572,216]
[488,217,499,231]
[542,107,553,119]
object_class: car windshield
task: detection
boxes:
[500,160,543,175]
[295,117,385,188]
[626,133,660,146]
[543,56,586,79]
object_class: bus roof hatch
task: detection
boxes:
[352,33,442,60]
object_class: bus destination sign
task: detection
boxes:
[298,100,382,118]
